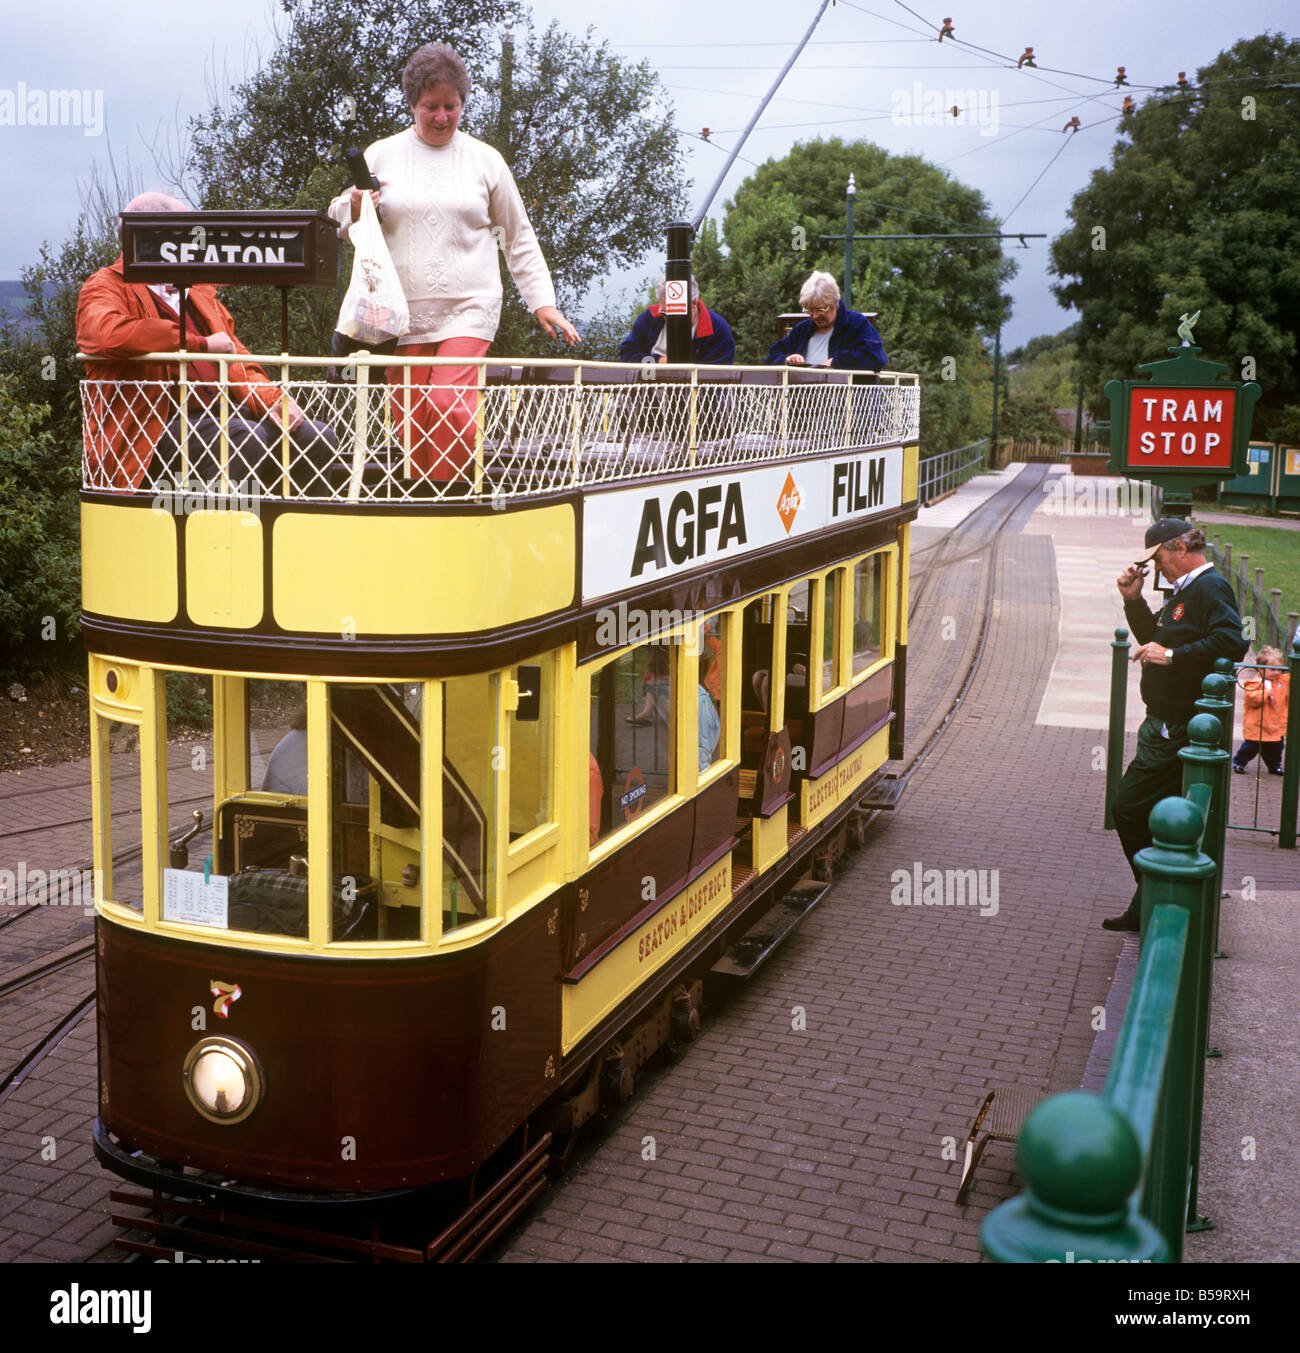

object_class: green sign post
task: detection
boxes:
[1104,317,1261,518]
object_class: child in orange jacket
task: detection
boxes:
[1233,647,1289,775]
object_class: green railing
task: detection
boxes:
[918,438,987,504]
[981,703,1228,1263]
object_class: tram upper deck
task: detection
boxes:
[79,353,920,672]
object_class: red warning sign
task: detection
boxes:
[663,279,689,316]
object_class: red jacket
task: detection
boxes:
[1241,671,1289,741]
[76,257,283,489]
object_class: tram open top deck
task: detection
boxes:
[79,353,920,673]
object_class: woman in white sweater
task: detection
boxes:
[329,43,580,484]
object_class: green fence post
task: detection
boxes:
[1212,657,1237,756]
[1179,713,1227,1066]
[1194,674,1233,956]
[1105,627,1130,830]
[980,1093,1167,1263]
[1279,636,1300,850]
[1131,798,1215,1255]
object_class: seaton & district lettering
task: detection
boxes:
[636,869,727,962]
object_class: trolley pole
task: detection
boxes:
[665,221,693,365]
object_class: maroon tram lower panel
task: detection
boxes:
[96,909,561,1191]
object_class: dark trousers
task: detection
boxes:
[1112,715,1189,910]
[1233,739,1284,773]
[153,414,340,494]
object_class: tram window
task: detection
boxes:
[590,640,676,846]
[822,570,841,697]
[443,673,500,934]
[248,679,309,796]
[329,683,422,943]
[160,674,216,919]
[509,654,554,842]
[97,717,144,913]
[741,596,775,718]
[852,553,885,677]
[696,615,725,774]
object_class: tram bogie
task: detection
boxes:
[82,354,920,1227]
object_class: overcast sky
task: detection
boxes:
[1,0,1293,347]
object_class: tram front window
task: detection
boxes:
[159,674,215,922]
[590,640,676,846]
[97,716,144,913]
[328,683,423,942]
[442,673,499,934]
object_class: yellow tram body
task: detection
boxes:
[81,354,920,1197]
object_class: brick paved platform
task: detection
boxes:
[0,466,1294,1266]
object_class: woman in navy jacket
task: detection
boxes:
[620,275,735,365]
[767,270,887,371]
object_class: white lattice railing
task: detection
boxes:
[79,354,920,503]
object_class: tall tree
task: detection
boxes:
[1051,33,1300,440]
[180,0,688,355]
[692,136,1013,454]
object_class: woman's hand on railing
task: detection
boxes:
[206,332,237,354]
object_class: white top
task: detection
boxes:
[328,127,556,346]
[806,327,832,367]
[1172,561,1214,594]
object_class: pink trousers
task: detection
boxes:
[389,337,492,481]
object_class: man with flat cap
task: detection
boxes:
[1104,518,1248,932]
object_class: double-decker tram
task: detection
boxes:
[81,307,921,1252]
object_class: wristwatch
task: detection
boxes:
[1164,649,1174,662]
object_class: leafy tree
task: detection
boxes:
[692,136,1013,454]
[179,0,688,357]
[1051,33,1300,441]
[0,377,82,681]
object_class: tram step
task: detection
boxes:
[859,774,904,810]
[709,881,831,982]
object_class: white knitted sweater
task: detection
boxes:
[328,127,556,346]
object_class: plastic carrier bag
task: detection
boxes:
[335,191,409,347]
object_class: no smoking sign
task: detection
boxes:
[663,279,689,315]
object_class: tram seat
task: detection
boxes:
[226,869,377,940]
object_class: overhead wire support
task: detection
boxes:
[690,0,836,231]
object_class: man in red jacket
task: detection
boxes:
[77,192,336,494]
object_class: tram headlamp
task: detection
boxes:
[182,1037,264,1125]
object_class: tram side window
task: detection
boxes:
[590,640,676,846]
[248,679,309,796]
[96,717,145,913]
[852,553,886,677]
[822,569,841,697]
[696,615,725,774]
[329,683,423,943]
[159,674,215,921]
[509,654,554,843]
[443,673,500,934]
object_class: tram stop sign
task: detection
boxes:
[1104,318,1261,512]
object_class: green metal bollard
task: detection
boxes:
[1281,637,1300,850]
[1213,656,1237,758]
[1131,798,1216,1251]
[980,1093,1167,1263]
[1105,627,1130,830]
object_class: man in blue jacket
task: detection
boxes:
[767,270,887,371]
[620,275,735,365]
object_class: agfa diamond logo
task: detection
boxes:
[777,472,801,534]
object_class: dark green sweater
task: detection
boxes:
[1123,567,1248,723]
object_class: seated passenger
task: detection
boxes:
[627,646,671,727]
[262,705,309,795]
[76,192,339,493]
[697,653,721,772]
[619,275,735,365]
[766,270,887,371]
